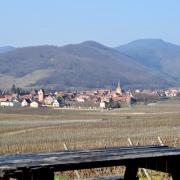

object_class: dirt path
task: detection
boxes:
[0,119,102,136]
[0,125,60,136]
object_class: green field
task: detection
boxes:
[0,98,179,179]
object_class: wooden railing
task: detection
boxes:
[0,145,180,180]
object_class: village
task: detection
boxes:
[0,82,180,109]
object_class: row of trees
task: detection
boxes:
[11,84,30,94]
[0,84,29,95]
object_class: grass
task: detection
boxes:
[1,98,180,179]
[54,175,68,180]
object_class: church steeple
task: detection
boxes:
[116,80,122,95]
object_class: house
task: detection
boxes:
[108,98,120,108]
[76,97,85,102]
[0,99,20,107]
[0,95,13,102]
[100,101,108,109]
[44,95,54,105]
[53,98,65,107]
[0,95,7,102]
[0,101,14,107]
[52,100,60,107]
[12,99,21,107]
[30,101,39,108]
[19,94,33,100]
[21,99,31,107]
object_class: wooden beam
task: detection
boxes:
[14,169,54,180]
[168,158,180,180]
[0,176,9,180]
[1,146,180,179]
[171,170,180,180]
[36,170,54,180]
[124,164,138,180]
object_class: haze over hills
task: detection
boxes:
[0,46,15,54]
[0,39,179,90]
[116,39,180,79]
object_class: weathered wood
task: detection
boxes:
[168,159,180,180]
[32,169,54,180]
[124,163,138,180]
[171,170,180,180]
[127,138,151,180]
[15,169,54,180]
[0,176,9,180]
[0,146,180,179]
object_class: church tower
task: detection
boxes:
[38,89,45,102]
[115,81,122,95]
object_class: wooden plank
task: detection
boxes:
[0,146,171,167]
[0,146,180,178]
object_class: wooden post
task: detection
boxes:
[63,143,81,179]
[158,136,164,146]
[169,158,180,180]
[127,138,133,146]
[124,164,138,180]
[19,172,33,180]
[0,176,9,180]
[170,168,180,180]
[36,170,54,180]
[16,169,54,180]
[127,138,152,180]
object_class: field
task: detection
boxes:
[0,98,180,179]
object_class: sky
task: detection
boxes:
[0,0,180,47]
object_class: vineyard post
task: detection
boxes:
[63,143,81,179]
[127,138,152,180]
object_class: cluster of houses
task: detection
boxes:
[0,82,132,109]
[164,88,180,97]
[0,89,65,108]
[0,83,180,109]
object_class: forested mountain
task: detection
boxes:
[0,40,179,89]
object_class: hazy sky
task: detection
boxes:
[0,0,180,47]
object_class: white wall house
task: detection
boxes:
[52,100,60,107]
[30,101,39,108]
[0,101,14,107]
[76,97,85,102]
[100,101,107,109]
[21,99,31,107]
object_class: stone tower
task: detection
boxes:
[116,81,122,95]
[38,89,45,102]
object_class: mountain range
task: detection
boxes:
[0,46,15,54]
[0,39,180,90]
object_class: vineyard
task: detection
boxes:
[0,98,180,179]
